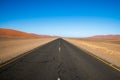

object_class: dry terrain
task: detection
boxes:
[0,37,56,64]
[0,28,57,64]
[64,38,120,67]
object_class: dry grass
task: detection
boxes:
[64,38,120,67]
[0,37,56,64]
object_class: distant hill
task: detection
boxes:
[90,35,120,39]
[0,28,52,38]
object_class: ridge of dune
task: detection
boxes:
[90,35,120,39]
[0,28,57,64]
[0,28,52,38]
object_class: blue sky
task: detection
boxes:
[0,0,120,37]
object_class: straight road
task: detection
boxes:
[0,38,120,80]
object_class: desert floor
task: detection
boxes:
[64,38,120,67]
[0,37,56,64]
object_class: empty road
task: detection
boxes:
[0,38,120,80]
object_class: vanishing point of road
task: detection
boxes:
[0,38,120,80]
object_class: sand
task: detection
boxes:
[64,38,120,67]
[0,37,56,64]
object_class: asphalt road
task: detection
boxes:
[0,38,120,80]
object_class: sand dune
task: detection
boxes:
[90,35,120,39]
[0,28,52,38]
[0,28,58,64]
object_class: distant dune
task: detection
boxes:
[0,28,52,38]
[90,35,120,39]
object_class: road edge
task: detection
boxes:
[64,39,120,72]
[0,39,56,69]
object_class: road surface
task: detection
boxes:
[0,38,120,80]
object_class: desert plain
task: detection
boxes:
[0,28,56,64]
[0,28,120,69]
[64,38,120,68]
[0,37,56,64]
